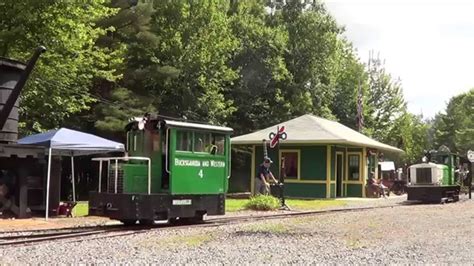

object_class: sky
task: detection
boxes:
[324,0,474,118]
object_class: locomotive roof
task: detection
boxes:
[126,117,233,133]
[163,119,233,133]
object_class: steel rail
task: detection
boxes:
[0,202,413,247]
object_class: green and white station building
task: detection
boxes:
[231,114,403,198]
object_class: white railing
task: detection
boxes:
[92,156,152,194]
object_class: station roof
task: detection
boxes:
[231,114,403,153]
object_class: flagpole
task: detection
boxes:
[357,75,363,132]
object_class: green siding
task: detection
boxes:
[330,146,335,181]
[330,183,336,198]
[300,146,326,180]
[346,184,363,197]
[254,145,327,181]
[252,144,368,198]
[123,164,148,193]
[285,183,326,198]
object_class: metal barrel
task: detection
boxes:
[0,46,46,143]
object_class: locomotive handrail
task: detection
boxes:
[92,156,152,194]
[165,128,170,174]
[227,147,231,179]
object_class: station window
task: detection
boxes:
[368,154,376,179]
[176,130,192,151]
[282,151,299,179]
[348,154,360,181]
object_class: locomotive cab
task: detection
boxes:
[89,116,232,225]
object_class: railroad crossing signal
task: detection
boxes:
[269,126,287,148]
[468,150,474,163]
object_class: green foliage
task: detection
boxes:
[244,195,280,211]
[0,0,121,134]
[330,40,367,129]
[279,1,342,119]
[226,0,291,134]
[389,112,430,164]
[94,87,156,133]
[432,89,474,156]
[364,53,406,142]
[5,0,456,163]
[149,1,239,124]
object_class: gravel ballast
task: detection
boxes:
[2,197,474,264]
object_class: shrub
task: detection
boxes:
[244,195,281,211]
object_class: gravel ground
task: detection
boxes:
[2,195,474,264]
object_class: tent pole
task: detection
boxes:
[71,155,76,202]
[107,160,110,192]
[45,147,52,220]
[98,160,102,193]
[115,160,118,193]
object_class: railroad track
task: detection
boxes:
[0,203,408,247]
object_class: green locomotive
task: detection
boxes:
[89,115,232,225]
[407,150,462,203]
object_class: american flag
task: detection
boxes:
[356,78,364,132]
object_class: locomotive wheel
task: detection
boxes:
[120,219,137,226]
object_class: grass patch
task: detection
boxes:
[225,198,348,212]
[244,195,280,211]
[226,199,247,212]
[73,201,88,217]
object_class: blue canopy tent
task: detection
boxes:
[18,128,125,219]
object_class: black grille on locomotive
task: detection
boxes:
[416,168,432,184]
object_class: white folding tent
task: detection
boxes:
[17,128,125,219]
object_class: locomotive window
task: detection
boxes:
[176,130,192,151]
[194,132,212,153]
[348,154,360,181]
[212,134,225,155]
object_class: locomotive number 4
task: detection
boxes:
[198,169,204,178]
